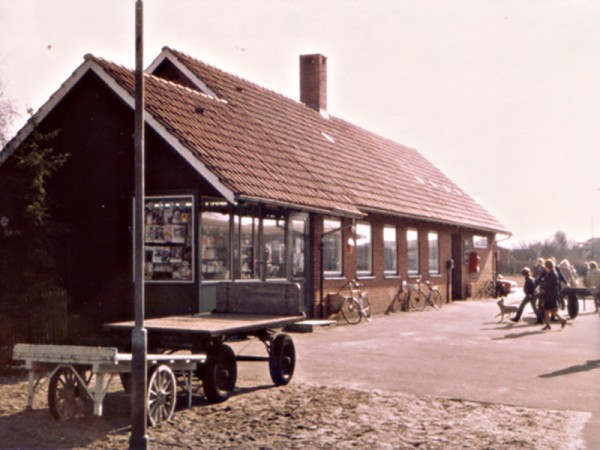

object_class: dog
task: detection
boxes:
[495,298,518,322]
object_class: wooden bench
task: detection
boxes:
[215,281,302,316]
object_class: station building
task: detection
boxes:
[0,48,509,332]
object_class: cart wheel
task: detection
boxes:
[269,334,296,386]
[48,367,89,421]
[567,293,579,319]
[147,364,177,426]
[202,344,237,403]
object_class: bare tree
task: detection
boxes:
[0,80,16,146]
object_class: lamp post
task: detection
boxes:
[130,1,147,448]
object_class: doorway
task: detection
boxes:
[451,234,464,300]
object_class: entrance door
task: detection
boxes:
[451,234,464,300]
[289,213,311,313]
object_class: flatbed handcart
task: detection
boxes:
[12,343,206,426]
[562,286,600,318]
[13,281,305,425]
[105,281,305,403]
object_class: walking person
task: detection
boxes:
[584,261,600,312]
[511,267,543,324]
[536,259,567,331]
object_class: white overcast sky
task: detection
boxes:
[1,0,599,247]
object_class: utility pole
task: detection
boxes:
[130,1,147,448]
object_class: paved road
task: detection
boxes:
[237,294,600,448]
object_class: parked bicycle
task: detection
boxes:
[386,278,442,312]
[474,279,496,299]
[334,279,372,324]
[413,278,443,310]
[386,280,409,314]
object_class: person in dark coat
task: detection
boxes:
[510,267,543,323]
[536,259,567,331]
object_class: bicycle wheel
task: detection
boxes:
[409,290,426,311]
[391,291,407,313]
[341,298,362,324]
[484,279,496,298]
[361,294,372,321]
[431,290,443,310]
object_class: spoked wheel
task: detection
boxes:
[341,298,362,324]
[361,295,372,321]
[397,291,410,312]
[431,290,443,310]
[410,291,426,311]
[202,344,237,403]
[269,334,296,386]
[387,291,404,314]
[147,364,177,426]
[48,367,90,421]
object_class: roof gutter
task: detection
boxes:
[359,205,510,236]
[236,195,364,218]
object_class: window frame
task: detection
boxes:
[356,221,373,276]
[383,224,398,276]
[428,231,440,275]
[323,217,343,277]
[407,228,419,275]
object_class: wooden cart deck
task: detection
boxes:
[105,313,305,337]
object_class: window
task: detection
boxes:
[428,231,439,275]
[290,214,308,278]
[356,222,372,275]
[263,215,286,279]
[473,235,488,249]
[323,218,342,276]
[407,228,419,274]
[239,215,259,279]
[200,199,230,280]
[143,195,194,282]
[384,225,398,275]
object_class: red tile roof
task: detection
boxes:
[91,50,509,233]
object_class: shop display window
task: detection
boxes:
[201,199,230,280]
[291,215,307,278]
[263,216,286,279]
[143,196,194,282]
[239,216,258,279]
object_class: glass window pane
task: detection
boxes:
[356,222,372,275]
[240,216,258,279]
[384,225,397,274]
[428,231,439,274]
[144,196,194,282]
[200,199,230,281]
[263,217,285,279]
[323,218,342,276]
[407,228,419,274]
[291,217,307,278]
[473,235,488,249]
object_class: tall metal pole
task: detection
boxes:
[130,1,147,448]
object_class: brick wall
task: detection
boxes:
[309,213,497,317]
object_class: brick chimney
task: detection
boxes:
[300,54,327,113]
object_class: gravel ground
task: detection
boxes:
[0,375,589,449]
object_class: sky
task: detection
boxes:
[1,0,599,248]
